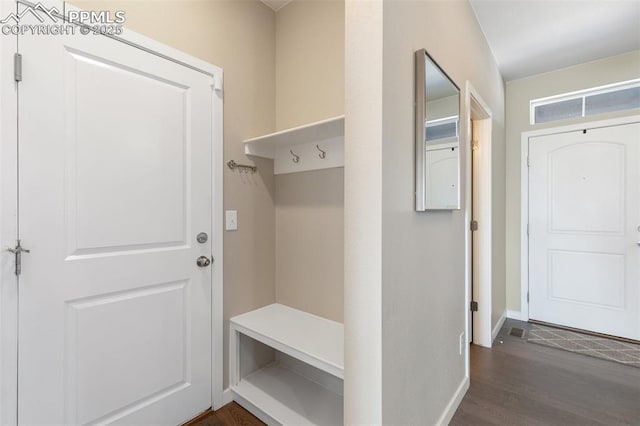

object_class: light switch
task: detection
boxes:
[225,210,238,231]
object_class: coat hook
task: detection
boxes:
[316,145,326,159]
[227,159,257,173]
[290,150,300,163]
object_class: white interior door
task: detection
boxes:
[17,9,215,425]
[529,122,640,340]
[471,118,492,348]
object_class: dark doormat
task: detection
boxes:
[527,323,640,368]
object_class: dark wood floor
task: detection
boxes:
[190,319,640,425]
[185,402,264,426]
[451,319,640,425]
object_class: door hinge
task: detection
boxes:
[7,239,30,276]
[527,223,530,236]
[470,301,479,312]
[212,74,223,92]
[470,220,478,232]
[527,292,529,303]
[527,156,530,167]
[14,53,22,82]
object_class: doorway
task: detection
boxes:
[464,82,493,349]
[0,1,224,423]
[526,120,640,341]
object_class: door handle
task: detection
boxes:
[196,256,211,268]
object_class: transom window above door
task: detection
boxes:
[530,79,640,125]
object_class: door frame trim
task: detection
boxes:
[463,81,493,368]
[463,82,493,349]
[0,0,225,419]
[519,114,640,322]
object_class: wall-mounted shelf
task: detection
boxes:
[244,115,344,175]
[230,304,344,425]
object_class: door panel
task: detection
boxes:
[18,7,213,424]
[529,123,640,340]
[68,48,188,253]
[426,146,458,207]
[68,281,188,424]
[548,250,625,308]
[547,142,625,234]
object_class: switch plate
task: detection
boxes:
[225,210,238,231]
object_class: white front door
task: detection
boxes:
[18,9,215,425]
[425,145,459,208]
[529,122,640,340]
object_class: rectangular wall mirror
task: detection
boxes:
[415,49,461,211]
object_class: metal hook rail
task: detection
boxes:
[227,160,257,173]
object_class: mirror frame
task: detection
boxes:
[415,48,461,211]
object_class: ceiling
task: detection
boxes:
[260,0,639,81]
[469,0,640,81]
[260,0,293,12]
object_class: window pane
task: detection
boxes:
[426,121,457,141]
[585,87,640,116]
[534,98,583,123]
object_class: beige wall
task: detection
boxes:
[344,0,384,422]
[505,50,640,313]
[381,2,505,422]
[346,0,505,423]
[275,169,344,321]
[273,0,345,322]
[275,0,345,129]
[72,0,278,389]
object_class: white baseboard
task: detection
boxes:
[212,388,234,410]
[221,388,235,407]
[436,376,469,426]
[506,310,527,321]
[491,311,507,342]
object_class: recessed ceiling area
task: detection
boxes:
[260,0,293,12]
[469,0,640,81]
